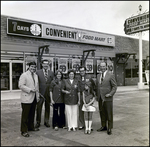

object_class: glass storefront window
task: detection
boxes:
[125,58,145,78]
[12,63,23,90]
[1,63,10,90]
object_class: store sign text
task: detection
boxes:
[7,18,115,46]
[124,12,149,35]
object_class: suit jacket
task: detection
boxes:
[18,70,39,103]
[96,71,117,102]
[62,79,80,105]
[36,69,54,97]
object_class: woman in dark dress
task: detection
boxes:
[50,70,66,131]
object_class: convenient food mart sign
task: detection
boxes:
[124,11,149,35]
[7,18,115,47]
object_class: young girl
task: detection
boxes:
[82,81,96,134]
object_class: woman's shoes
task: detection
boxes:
[21,132,30,137]
[84,130,88,134]
[67,127,72,131]
[54,126,58,131]
[84,129,91,134]
[73,127,77,131]
[88,130,91,134]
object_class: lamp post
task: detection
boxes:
[138,5,144,89]
[82,49,95,66]
[37,45,49,69]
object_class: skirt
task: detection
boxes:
[82,105,96,112]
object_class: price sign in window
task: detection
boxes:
[85,59,93,73]
[72,59,81,73]
[58,58,68,74]
[97,60,101,73]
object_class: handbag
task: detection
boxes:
[82,105,96,112]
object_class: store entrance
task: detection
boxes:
[1,60,24,91]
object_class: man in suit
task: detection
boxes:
[35,59,54,128]
[96,61,117,135]
[19,61,40,137]
[78,66,95,130]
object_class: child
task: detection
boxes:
[82,81,96,134]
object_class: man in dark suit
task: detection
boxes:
[35,59,54,128]
[96,61,117,135]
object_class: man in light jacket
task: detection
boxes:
[19,61,40,137]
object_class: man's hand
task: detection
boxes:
[65,91,70,94]
[37,97,40,103]
[30,89,36,93]
[105,93,112,98]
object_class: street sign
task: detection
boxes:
[124,12,149,35]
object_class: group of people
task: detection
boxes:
[19,59,117,138]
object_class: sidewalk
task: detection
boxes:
[1,87,149,146]
[1,85,149,100]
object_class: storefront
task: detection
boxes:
[1,15,149,92]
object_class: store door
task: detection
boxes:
[1,60,24,91]
[1,61,10,90]
[12,61,24,90]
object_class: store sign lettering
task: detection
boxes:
[45,28,77,39]
[124,12,149,35]
[7,18,115,46]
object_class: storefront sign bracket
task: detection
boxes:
[82,49,95,66]
[37,45,49,69]
[116,53,136,65]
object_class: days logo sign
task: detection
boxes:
[7,18,42,37]
[124,12,149,35]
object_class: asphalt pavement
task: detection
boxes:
[1,85,149,146]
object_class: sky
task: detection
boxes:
[1,1,149,41]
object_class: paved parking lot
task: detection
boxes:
[1,87,149,146]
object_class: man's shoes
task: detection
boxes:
[35,122,40,128]
[21,132,30,137]
[78,126,84,130]
[107,129,112,135]
[97,126,107,132]
[44,122,50,127]
[28,128,39,131]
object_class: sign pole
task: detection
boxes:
[138,31,144,89]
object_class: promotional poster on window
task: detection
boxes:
[72,59,81,73]
[58,58,68,74]
[85,59,93,73]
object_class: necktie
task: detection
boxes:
[82,77,84,81]
[45,69,48,81]
[31,73,35,84]
[101,73,104,84]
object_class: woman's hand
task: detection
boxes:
[51,99,55,105]
[65,91,70,94]
[78,101,80,105]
